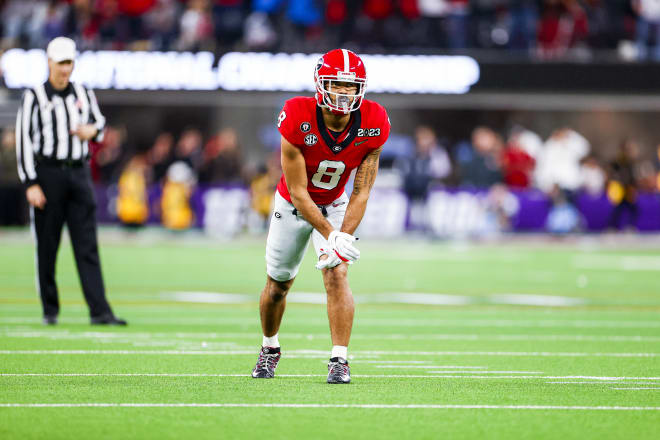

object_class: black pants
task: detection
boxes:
[31,162,112,318]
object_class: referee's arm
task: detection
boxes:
[15,90,46,208]
[15,90,38,187]
[86,88,105,142]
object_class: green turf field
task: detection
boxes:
[1,230,659,439]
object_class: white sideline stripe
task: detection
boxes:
[375,366,542,373]
[427,371,544,374]
[0,350,656,358]
[611,387,660,390]
[547,381,659,384]
[164,292,587,307]
[2,316,659,328]
[1,374,657,381]
[359,363,487,369]
[573,255,660,271]
[3,330,658,343]
[0,403,658,410]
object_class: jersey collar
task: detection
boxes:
[316,105,362,155]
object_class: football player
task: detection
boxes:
[251,49,390,384]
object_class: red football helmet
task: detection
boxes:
[314,49,367,114]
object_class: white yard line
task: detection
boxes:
[610,387,660,390]
[1,373,658,381]
[3,330,659,343]
[426,371,545,374]
[0,349,656,357]
[573,255,660,271]
[547,381,659,384]
[0,403,658,410]
[162,291,589,307]
[2,317,659,328]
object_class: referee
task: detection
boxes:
[16,37,126,326]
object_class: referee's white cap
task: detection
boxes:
[46,37,76,62]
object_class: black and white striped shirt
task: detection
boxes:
[15,81,106,186]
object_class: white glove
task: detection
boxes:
[315,250,354,270]
[327,230,360,263]
[315,252,342,270]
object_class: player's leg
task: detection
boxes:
[311,193,353,383]
[259,275,293,344]
[252,192,313,378]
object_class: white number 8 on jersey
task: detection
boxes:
[311,160,345,190]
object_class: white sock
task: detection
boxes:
[262,334,280,348]
[331,345,347,360]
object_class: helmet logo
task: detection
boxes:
[337,71,356,80]
[300,122,311,133]
[304,134,318,146]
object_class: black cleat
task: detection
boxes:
[42,315,57,326]
[251,346,281,378]
[90,314,127,326]
[327,357,350,384]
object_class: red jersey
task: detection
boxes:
[276,96,390,205]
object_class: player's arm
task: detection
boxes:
[281,136,334,239]
[340,146,383,235]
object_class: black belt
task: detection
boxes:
[37,156,85,168]
[292,206,328,217]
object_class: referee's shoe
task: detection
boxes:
[90,314,127,326]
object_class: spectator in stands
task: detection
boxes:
[92,125,126,183]
[147,132,175,183]
[633,0,660,60]
[173,128,203,174]
[502,129,536,188]
[447,0,470,49]
[161,161,196,230]
[144,0,180,50]
[608,138,642,230]
[537,0,589,59]
[484,183,520,233]
[116,153,150,227]
[64,0,95,49]
[579,155,606,196]
[0,126,27,225]
[199,127,245,184]
[395,125,452,231]
[546,183,582,234]
[535,127,590,195]
[455,126,503,188]
[655,144,660,191]
[509,0,539,50]
[212,0,246,50]
[249,150,281,231]
[243,10,277,50]
[177,0,214,51]
[395,125,452,200]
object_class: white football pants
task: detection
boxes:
[265,191,349,282]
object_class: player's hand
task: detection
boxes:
[327,230,360,263]
[315,251,353,270]
[71,124,98,141]
[26,184,46,209]
[316,252,342,270]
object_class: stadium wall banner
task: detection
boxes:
[0,49,479,94]
[94,185,660,236]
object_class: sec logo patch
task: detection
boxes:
[300,122,311,133]
[304,134,318,146]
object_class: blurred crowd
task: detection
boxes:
[3,118,660,233]
[388,124,660,233]
[2,0,660,60]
